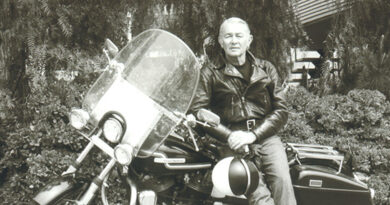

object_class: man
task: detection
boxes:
[189,17,296,205]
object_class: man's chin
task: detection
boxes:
[226,52,243,57]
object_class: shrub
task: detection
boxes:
[369,173,390,205]
[0,45,106,202]
[324,1,390,99]
[281,87,390,204]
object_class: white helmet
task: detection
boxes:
[212,157,259,196]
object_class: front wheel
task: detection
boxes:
[33,177,87,205]
[50,186,85,205]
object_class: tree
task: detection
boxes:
[0,1,307,202]
[325,0,390,98]
[131,0,306,79]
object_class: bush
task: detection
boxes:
[369,173,390,205]
[281,87,390,204]
[2,74,389,203]
[0,46,106,202]
[324,1,390,99]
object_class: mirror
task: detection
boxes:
[103,39,119,60]
[196,109,220,126]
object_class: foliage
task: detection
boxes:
[323,0,390,99]
[130,0,307,79]
[0,0,132,99]
[2,0,389,204]
[0,48,105,202]
[0,89,14,123]
[0,22,107,200]
[1,0,306,94]
[280,87,390,204]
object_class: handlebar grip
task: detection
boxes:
[202,123,232,143]
[201,123,250,153]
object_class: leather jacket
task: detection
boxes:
[190,52,288,142]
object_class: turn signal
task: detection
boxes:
[114,144,134,166]
[69,108,90,130]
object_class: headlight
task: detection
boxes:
[114,144,134,165]
[69,108,90,130]
[103,118,123,143]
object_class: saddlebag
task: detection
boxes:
[291,164,373,205]
[288,143,373,205]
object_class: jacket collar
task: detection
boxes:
[216,51,269,83]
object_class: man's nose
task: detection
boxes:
[231,36,239,44]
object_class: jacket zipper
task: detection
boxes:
[230,77,249,119]
[227,60,269,121]
[241,80,255,119]
[231,96,234,116]
[229,64,267,120]
[241,96,248,118]
[241,74,268,120]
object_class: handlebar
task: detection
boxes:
[175,111,249,153]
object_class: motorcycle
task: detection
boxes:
[33,29,375,205]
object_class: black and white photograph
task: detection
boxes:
[0,0,388,204]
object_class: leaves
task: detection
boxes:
[324,0,390,99]
[56,5,73,38]
[0,42,103,202]
[130,0,307,79]
[1,0,388,204]
[280,88,390,204]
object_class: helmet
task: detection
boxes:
[212,157,259,196]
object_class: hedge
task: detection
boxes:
[280,87,390,204]
[1,73,389,204]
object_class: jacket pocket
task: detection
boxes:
[246,100,266,117]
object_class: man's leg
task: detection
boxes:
[246,168,274,205]
[252,136,296,205]
[212,170,273,205]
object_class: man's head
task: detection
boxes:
[218,17,253,59]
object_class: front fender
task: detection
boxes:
[33,176,83,205]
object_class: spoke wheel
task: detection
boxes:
[50,188,84,205]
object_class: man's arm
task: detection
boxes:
[252,60,288,142]
[188,66,214,114]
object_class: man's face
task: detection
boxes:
[218,22,253,58]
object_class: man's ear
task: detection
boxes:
[218,36,223,47]
[248,34,253,47]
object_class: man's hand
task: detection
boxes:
[227,131,257,150]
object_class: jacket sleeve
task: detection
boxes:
[252,60,288,141]
[188,66,214,115]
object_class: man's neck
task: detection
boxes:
[225,53,246,66]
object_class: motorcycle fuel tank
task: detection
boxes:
[291,164,373,205]
[132,137,213,176]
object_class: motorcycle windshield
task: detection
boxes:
[83,29,200,157]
